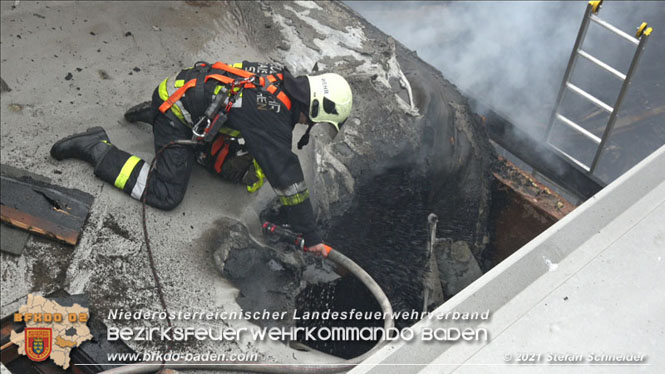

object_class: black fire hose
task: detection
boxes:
[101,245,394,373]
[100,248,394,374]
[100,142,394,374]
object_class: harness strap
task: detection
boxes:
[159,64,292,113]
[159,79,197,113]
[277,92,291,110]
[158,75,234,114]
[211,136,231,173]
[265,84,292,110]
[211,135,225,155]
[191,63,210,117]
[265,74,284,83]
[211,62,254,78]
[206,74,239,86]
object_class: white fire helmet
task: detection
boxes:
[306,73,352,131]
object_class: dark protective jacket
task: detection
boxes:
[151,61,322,245]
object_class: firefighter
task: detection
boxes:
[50,61,352,256]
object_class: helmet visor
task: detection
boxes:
[322,97,338,115]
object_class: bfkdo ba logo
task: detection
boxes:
[25,328,52,362]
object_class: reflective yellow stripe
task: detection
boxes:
[219,127,241,137]
[279,190,310,206]
[232,62,243,68]
[114,156,141,190]
[247,160,265,193]
[158,78,170,100]
[175,79,185,88]
[170,102,186,122]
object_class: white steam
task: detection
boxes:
[346,1,663,140]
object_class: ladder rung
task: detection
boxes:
[550,143,591,172]
[590,15,640,45]
[556,113,602,144]
[577,49,627,80]
[566,82,614,113]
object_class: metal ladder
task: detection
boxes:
[545,0,653,174]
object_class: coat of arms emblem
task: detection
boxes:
[25,328,52,362]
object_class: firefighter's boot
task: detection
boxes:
[50,127,112,167]
[124,101,154,124]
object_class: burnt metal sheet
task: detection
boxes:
[0,174,94,246]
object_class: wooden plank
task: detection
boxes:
[0,205,80,245]
[486,157,577,268]
[492,157,575,221]
[0,342,19,366]
[0,174,94,246]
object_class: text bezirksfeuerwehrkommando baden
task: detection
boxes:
[106,309,491,343]
[107,325,489,343]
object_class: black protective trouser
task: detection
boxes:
[145,113,196,210]
[94,113,195,210]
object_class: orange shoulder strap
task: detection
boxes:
[158,79,197,113]
[211,62,255,79]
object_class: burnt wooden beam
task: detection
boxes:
[1,206,81,245]
[0,174,94,246]
[486,158,575,267]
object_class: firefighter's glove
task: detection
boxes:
[242,161,260,188]
[306,243,332,258]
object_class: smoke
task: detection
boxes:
[346,1,665,179]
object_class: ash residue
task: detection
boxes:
[207,217,309,329]
[25,236,76,294]
[103,213,133,241]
